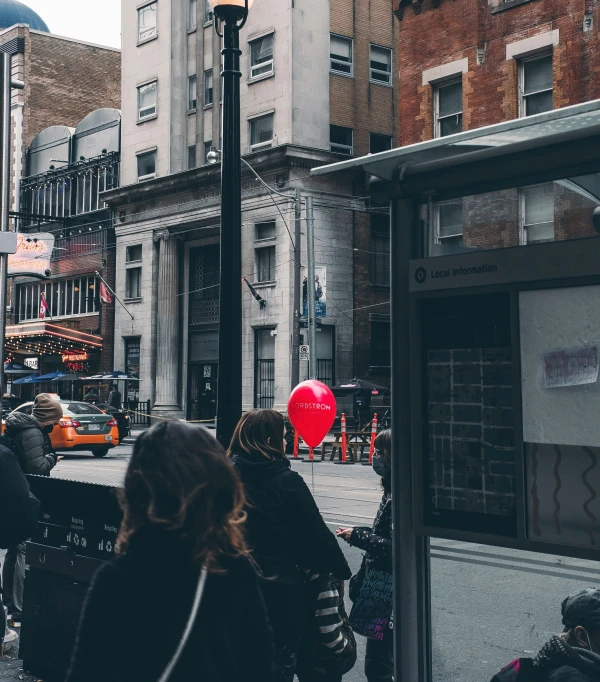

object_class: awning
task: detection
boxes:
[5,322,102,356]
[3,361,35,374]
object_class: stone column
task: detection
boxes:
[152,230,184,418]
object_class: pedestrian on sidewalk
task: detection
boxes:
[228,409,351,682]
[108,384,122,410]
[66,420,274,682]
[337,428,394,682]
[491,588,600,682]
[3,393,63,626]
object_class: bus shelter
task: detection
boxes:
[312,99,600,681]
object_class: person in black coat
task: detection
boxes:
[228,409,351,682]
[66,421,274,682]
[338,428,393,682]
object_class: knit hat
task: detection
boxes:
[562,588,600,631]
[32,393,63,426]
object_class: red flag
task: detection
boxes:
[100,281,113,304]
[39,292,49,319]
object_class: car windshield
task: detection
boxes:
[64,403,104,415]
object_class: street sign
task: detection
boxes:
[299,318,321,329]
[299,344,309,361]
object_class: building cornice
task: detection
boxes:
[102,145,353,208]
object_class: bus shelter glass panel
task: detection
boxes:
[520,284,600,549]
[423,173,600,258]
[421,293,517,536]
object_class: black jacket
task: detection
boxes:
[231,452,351,586]
[0,445,40,548]
[66,528,274,682]
[5,412,56,476]
[347,493,392,572]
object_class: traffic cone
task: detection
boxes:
[334,413,353,465]
[363,413,378,465]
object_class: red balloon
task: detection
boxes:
[288,380,337,448]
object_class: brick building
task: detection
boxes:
[0,9,121,397]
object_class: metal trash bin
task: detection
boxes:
[20,476,122,681]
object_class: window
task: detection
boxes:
[126,245,143,263]
[520,53,553,117]
[370,45,392,86]
[250,114,274,151]
[126,268,142,299]
[17,276,98,322]
[250,34,274,79]
[138,81,157,120]
[188,0,197,30]
[371,320,391,368]
[188,144,196,169]
[255,329,275,408]
[369,215,390,286]
[204,0,213,23]
[435,200,463,245]
[330,125,353,155]
[256,221,276,241]
[203,140,213,164]
[204,69,213,106]
[138,2,157,42]
[521,183,554,244]
[370,133,392,154]
[125,338,141,378]
[188,75,197,111]
[435,79,462,137]
[256,246,275,283]
[137,150,156,180]
[330,34,353,76]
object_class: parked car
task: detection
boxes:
[9,400,120,457]
[95,402,131,443]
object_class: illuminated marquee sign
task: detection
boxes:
[62,353,89,363]
[8,233,55,276]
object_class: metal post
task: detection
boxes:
[216,13,243,447]
[391,197,430,682]
[0,54,11,419]
[305,195,317,379]
[291,188,301,389]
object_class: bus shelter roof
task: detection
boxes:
[311,100,600,200]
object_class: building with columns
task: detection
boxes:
[104,0,398,420]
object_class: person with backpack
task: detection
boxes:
[337,428,394,682]
[2,393,63,625]
[491,588,600,682]
[228,409,351,682]
[66,421,274,682]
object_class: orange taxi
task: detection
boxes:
[10,400,120,457]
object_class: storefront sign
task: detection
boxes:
[8,232,55,276]
[62,353,89,363]
[190,331,218,363]
[125,338,141,378]
[24,357,38,370]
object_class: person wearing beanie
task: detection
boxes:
[3,393,63,626]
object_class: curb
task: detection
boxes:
[3,627,19,656]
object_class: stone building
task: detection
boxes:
[104,0,399,419]
[0,3,122,397]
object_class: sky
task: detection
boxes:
[23,0,122,49]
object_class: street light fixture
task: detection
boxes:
[209,0,253,447]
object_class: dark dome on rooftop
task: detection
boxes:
[0,0,49,32]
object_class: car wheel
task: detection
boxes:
[92,447,109,458]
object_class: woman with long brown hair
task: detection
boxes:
[66,421,274,682]
[228,409,351,682]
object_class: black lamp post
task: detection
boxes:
[209,0,253,447]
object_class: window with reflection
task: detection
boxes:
[138,2,157,42]
[520,53,553,117]
[435,79,463,137]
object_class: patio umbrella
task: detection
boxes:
[330,378,390,398]
[13,374,41,385]
[3,361,36,375]
[36,371,73,382]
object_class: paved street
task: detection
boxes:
[3,444,600,681]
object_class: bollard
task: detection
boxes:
[368,413,378,464]
[309,446,314,461]
[294,430,299,458]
